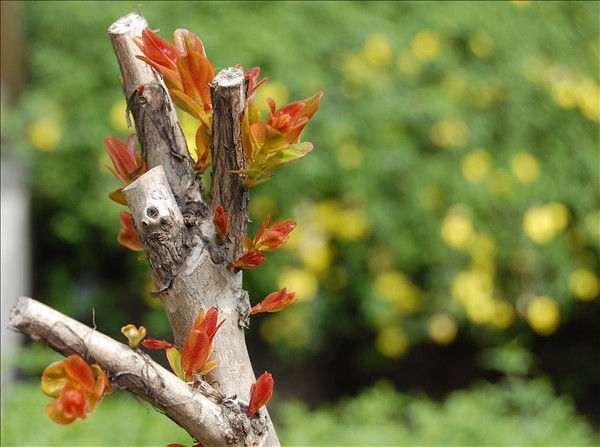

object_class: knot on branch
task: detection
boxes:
[123,166,189,291]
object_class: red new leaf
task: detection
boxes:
[251,288,297,314]
[247,372,274,417]
[213,205,230,242]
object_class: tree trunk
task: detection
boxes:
[9,12,282,447]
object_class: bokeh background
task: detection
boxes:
[1,1,599,446]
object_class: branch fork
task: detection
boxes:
[9,12,281,447]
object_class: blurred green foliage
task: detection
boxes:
[2,0,599,439]
[279,379,598,446]
[2,376,597,446]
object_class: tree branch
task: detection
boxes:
[8,297,268,447]
[108,13,205,213]
[210,67,249,260]
[122,166,187,291]
[122,165,280,446]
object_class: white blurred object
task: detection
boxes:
[1,154,29,386]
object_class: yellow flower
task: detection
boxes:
[441,205,475,250]
[551,79,578,109]
[427,314,457,345]
[376,326,409,359]
[489,300,515,329]
[523,202,569,244]
[362,33,392,67]
[336,209,369,241]
[277,268,319,302]
[297,228,332,272]
[28,117,62,151]
[569,268,599,301]
[336,142,364,170]
[451,269,494,304]
[463,292,496,325]
[374,270,422,313]
[526,296,560,336]
[411,29,441,62]
[178,112,200,159]
[510,0,531,8]
[577,79,600,121]
[468,32,494,59]
[462,149,493,184]
[316,200,370,241]
[469,233,496,264]
[260,308,310,348]
[430,118,469,149]
[109,100,129,131]
[510,152,540,184]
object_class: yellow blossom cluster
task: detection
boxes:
[259,198,371,349]
[522,57,599,121]
[460,148,541,196]
[371,270,422,358]
[441,204,515,329]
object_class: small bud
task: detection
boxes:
[213,205,230,242]
[253,217,296,252]
[120,324,147,348]
[181,330,210,376]
[181,308,224,376]
[228,252,267,270]
[247,372,274,417]
[251,288,297,314]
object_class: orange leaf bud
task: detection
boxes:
[213,205,230,242]
[104,134,144,186]
[228,252,267,270]
[251,288,297,314]
[247,372,274,417]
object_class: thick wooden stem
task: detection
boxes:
[8,297,264,447]
[108,13,205,211]
[122,166,186,291]
[210,67,249,260]
[108,14,280,446]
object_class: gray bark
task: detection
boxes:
[8,297,265,447]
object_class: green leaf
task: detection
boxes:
[41,362,68,398]
[165,348,186,381]
[263,142,314,171]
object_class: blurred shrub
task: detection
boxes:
[3,376,596,446]
[279,378,598,446]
